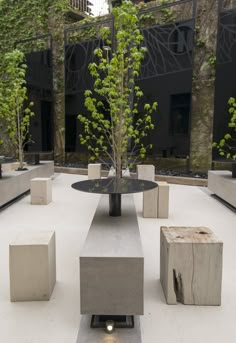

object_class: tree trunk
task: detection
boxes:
[18,148,24,170]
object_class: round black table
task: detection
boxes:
[72,177,157,216]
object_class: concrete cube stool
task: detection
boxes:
[31,177,52,205]
[160,226,223,306]
[157,181,169,218]
[137,164,155,181]
[9,231,56,302]
[137,164,158,218]
[1,163,12,173]
[88,163,101,179]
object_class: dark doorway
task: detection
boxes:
[41,101,53,151]
[65,114,77,152]
[170,93,191,135]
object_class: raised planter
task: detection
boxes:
[208,170,236,208]
[0,161,54,208]
[54,166,208,187]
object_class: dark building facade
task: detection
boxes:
[21,0,236,171]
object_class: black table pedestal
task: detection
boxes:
[109,193,121,216]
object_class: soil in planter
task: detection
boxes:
[16,168,28,171]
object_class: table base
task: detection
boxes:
[109,194,121,216]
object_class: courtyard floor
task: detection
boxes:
[0,172,235,343]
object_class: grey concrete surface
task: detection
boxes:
[80,194,143,315]
[0,173,235,343]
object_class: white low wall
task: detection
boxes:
[208,170,236,208]
[0,161,54,207]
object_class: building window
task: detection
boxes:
[169,24,193,54]
[170,93,191,135]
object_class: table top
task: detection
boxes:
[72,177,157,195]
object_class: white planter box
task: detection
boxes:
[208,170,236,207]
[0,161,54,207]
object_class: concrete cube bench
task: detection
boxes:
[31,177,52,205]
[88,163,101,179]
[160,226,223,305]
[1,163,12,173]
[137,164,157,217]
[157,181,169,218]
[9,231,56,302]
[137,165,169,218]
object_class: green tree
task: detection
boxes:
[78,0,158,178]
[0,49,34,169]
[213,97,236,160]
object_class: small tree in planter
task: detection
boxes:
[213,97,236,177]
[0,49,34,170]
[78,0,158,178]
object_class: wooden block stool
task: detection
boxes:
[88,163,101,179]
[31,177,52,205]
[9,231,56,302]
[160,226,223,305]
[157,182,169,218]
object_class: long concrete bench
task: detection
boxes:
[208,170,236,208]
[0,161,54,207]
[80,193,144,316]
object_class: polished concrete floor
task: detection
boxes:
[0,173,235,343]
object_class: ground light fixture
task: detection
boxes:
[90,315,134,330]
[105,320,115,334]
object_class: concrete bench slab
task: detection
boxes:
[80,194,144,315]
[88,163,101,179]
